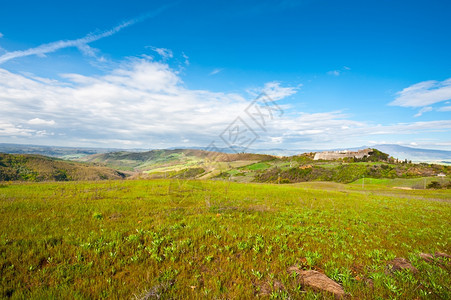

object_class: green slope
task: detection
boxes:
[0,153,128,182]
[77,149,274,177]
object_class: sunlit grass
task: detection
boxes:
[0,180,449,299]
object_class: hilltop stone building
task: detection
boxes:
[313,148,373,160]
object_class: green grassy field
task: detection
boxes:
[351,176,450,189]
[0,180,450,299]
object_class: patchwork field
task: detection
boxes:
[0,180,450,299]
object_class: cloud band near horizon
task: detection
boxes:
[0,57,450,150]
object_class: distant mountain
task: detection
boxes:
[368,144,451,163]
[167,146,306,156]
[0,143,124,159]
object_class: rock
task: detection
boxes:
[434,252,451,259]
[288,267,345,299]
[419,252,451,266]
[386,258,418,274]
[419,253,434,263]
[288,265,302,274]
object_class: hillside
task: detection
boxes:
[77,149,274,178]
[2,143,450,163]
[0,153,128,182]
[2,147,447,185]
[214,150,449,186]
[75,148,450,187]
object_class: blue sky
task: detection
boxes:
[0,0,450,150]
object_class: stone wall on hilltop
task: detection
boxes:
[313,148,372,160]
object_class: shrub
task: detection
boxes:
[427,181,441,189]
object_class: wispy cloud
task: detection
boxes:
[327,70,340,76]
[390,78,451,107]
[0,32,3,38]
[27,118,56,126]
[327,66,351,76]
[148,47,173,60]
[182,52,190,66]
[247,81,300,101]
[209,68,223,75]
[0,6,172,64]
[261,81,300,100]
[414,106,433,117]
[438,106,451,112]
[0,21,133,64]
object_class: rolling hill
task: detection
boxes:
[2,147,449,186]
[0,153,128,182]
[76,149,274,179]
[75,148,450,186]
[2,143,450,163]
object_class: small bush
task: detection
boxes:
[92,212,103,220]
[426,181,441,189]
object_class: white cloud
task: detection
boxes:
[270,137,283,143]
[77,44,99,57]
[209,68,223,76]
[148,47,173,60]
[0,7,171,64]
[259,81,300,101]
[414,106,432,117]
[0,58,267,146]
[0,122,34,137]
[0,57,449,150]
[0,32,3,38]
[390,78,451,107]
[27,118,56,126]
[438,106,451,112]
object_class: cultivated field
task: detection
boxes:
[0,180,450,299]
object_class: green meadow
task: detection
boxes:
[0,180,450,299]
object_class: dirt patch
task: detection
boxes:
[108,213,123,220]
[258,279,285,296]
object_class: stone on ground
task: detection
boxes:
[419,252,451,266]
[288,266,345,298]
[386,257,418,274]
